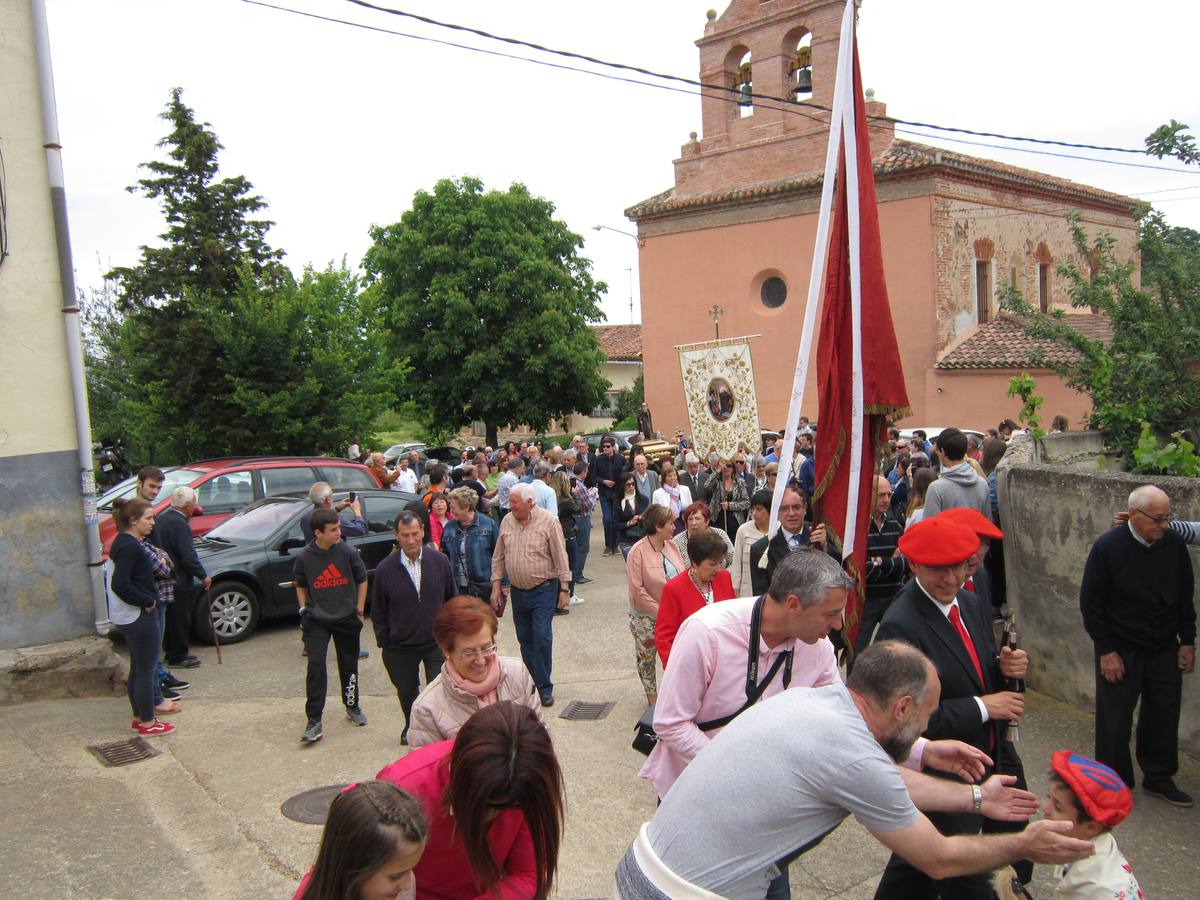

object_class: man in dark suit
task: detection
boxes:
[150,485,212,671]
[874,516,1030,900]
[677,452,709,504]
[748,483,827,595]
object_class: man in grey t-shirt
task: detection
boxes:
[615,641,1094,900]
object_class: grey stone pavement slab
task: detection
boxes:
[1,513,1196,898]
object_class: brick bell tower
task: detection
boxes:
[673,0,893,198]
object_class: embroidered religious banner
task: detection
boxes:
[676,338,762,460]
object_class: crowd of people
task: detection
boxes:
[101,417,1195,898]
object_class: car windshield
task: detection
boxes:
[206,499,301,542]
[98,467,197,510]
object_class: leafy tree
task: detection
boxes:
[1000,212,1200,461]
[612,373,644,428]
[197,264,403,455]
[364,176,610,447]
[91,90,390,461]
[107,87,285,308]
[1146,120,1199,166]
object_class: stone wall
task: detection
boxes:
[998,462,1199,756]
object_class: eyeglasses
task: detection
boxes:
[927,562,970,574]
[458,642,497,661]
[1134,508,1171,526]
[778,504,806,514]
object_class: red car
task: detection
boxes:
[98,456,381,555]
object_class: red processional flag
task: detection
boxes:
[765,0,909,656]
[812,31,910,651]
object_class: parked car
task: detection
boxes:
[191,489,418,644]
[98,456,382,555]
[382,443,426,466]
[422,445,464,464]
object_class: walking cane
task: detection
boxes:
[207,585,223,665]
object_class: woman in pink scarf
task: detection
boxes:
[651,464,693,535]
[406,596,543,747]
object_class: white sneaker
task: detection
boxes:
[569,594,586,606]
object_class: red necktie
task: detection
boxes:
[963,577,975,592]
[949,604,985,687]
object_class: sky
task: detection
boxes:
[44,0,1200,325]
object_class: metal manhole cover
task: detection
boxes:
[87,736,160,767]
[281,784,350,824]
[558,700,616,721]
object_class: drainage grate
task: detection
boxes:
[281,784,350,824]
[558,700,616,721]
[86,737,160,767]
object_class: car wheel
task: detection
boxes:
[194,582,260,645]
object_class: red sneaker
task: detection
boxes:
[134,718,175,736]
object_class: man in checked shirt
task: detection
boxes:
[491,482,571,707]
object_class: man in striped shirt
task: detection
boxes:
[856,475,908,657]
[491,482,571,706]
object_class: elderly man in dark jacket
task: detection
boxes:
[150,485,211,673]
[371,510,455,744]
[1082,484,1196,807]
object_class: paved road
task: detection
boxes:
[1,513,1196,898]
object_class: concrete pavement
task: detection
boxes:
[1,512,1197,898]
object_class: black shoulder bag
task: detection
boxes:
[632,595,795,756]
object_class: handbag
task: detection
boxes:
[631,594,794,756]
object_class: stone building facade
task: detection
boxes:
[627,0,1138,436]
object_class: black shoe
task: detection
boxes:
[576,576,594,585]
[400,727,410,746]
[160,687,182,701]
[168,656,202,669]
[554,607,570,616]
[161,674,190,691]
[539,690,554,707]
[1143,782,1194,807]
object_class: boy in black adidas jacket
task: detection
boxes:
[293,508,369,742]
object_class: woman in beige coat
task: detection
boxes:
[624,504,687,706]
[407,596,543,748]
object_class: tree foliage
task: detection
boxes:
[107,87,285,308]
[1000,212,1200,461]
[87,90,393,462]
[612,372,644,429]
[363,176,610,446]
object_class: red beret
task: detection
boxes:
[937,507,1004,541]
[1051,751,1132,828]
[898,518,979,566]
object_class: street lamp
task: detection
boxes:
[592,224,643,324]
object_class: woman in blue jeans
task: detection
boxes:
[108,498,177,736]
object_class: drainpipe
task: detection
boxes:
[30,0,109,635]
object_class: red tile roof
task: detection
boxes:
[935,313,1113,370]
[626,139,1138,220]
[592,324,643,361]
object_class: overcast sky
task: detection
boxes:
[45,0,1200,324]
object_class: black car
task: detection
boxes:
[191,489,418,645]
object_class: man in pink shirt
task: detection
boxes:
[641,548,849,799]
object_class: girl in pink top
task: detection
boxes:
[376,703,564,900]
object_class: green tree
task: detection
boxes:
[107,87,285,308]
[364,176,610,446]
[612,372,644,429]
[1000,212,1200,460]
[91,90,390,461]
[197,263,403,455]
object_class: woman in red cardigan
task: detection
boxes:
[374,702,564,900]
[654,527,736,665]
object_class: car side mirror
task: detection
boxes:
[278,537,305,554]
[191,505,204,517]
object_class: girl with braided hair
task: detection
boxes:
[298,780,427,899]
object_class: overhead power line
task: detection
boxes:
[337,0,1167,158]
[240,0,1200,177]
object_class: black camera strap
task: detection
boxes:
[699,594,794,732]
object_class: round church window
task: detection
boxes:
[761,276,787,308]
